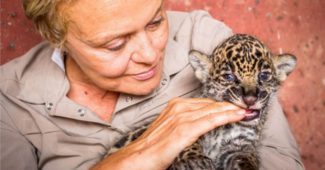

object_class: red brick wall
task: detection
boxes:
[1,0,325,169]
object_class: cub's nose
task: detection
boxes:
[241,86,259,106]
[243,95,257,106]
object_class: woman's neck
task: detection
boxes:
[65,56,119,122]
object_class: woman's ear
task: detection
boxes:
[272,54,297,82]
[189,50,212,83]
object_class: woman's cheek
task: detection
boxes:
[95,52,131,78]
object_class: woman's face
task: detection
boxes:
[64,0,168,95]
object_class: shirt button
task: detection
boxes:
[125,96,133,102]
[45,102,53,111]
[78,108,86,117]
[161,78,168,85]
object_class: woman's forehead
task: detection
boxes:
[65,0,164,44]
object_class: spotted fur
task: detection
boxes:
[108,34,297,170]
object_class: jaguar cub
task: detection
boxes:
[109,34,297,170]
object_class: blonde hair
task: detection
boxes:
[23,0,72,48]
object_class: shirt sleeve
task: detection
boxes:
[0,103,38,170]
[259,97,305,170]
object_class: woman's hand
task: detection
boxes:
[91,98,245,170]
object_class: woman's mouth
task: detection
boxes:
[133,66,157,81]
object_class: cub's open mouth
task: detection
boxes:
[242,109,260,121]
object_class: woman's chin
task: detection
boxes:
[128,72,163,95]
[129,82,159,96]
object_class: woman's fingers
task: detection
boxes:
[140,98,245,148]
[147,108,245,152]
[185,101,242,120]
[152,98,215,125]
[162,105,245,147]
[152,98,242,129]
[188,109,245,139]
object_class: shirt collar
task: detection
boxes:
[51,48,65,71]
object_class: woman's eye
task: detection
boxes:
[259,72,271,81]
[222,73,236,82]
[146,16,164,31]
[106,39,126,51]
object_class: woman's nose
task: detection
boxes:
[130,31,157,64]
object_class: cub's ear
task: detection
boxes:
[189,50,212,83]
[272,54,297,82]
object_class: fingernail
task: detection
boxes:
[236,110,246,115]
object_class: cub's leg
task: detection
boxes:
[168,142,215,170]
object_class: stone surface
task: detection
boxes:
[1,0,324,169]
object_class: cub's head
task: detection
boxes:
[190,34,296,123]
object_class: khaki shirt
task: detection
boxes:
[0,11,303,170]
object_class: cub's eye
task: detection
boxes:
[222,73,236,82]
[259,72,271,81]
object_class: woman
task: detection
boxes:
[0,0,303,169]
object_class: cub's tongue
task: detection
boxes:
[242,109,260,121]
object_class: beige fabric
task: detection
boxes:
[0,11,304,170]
